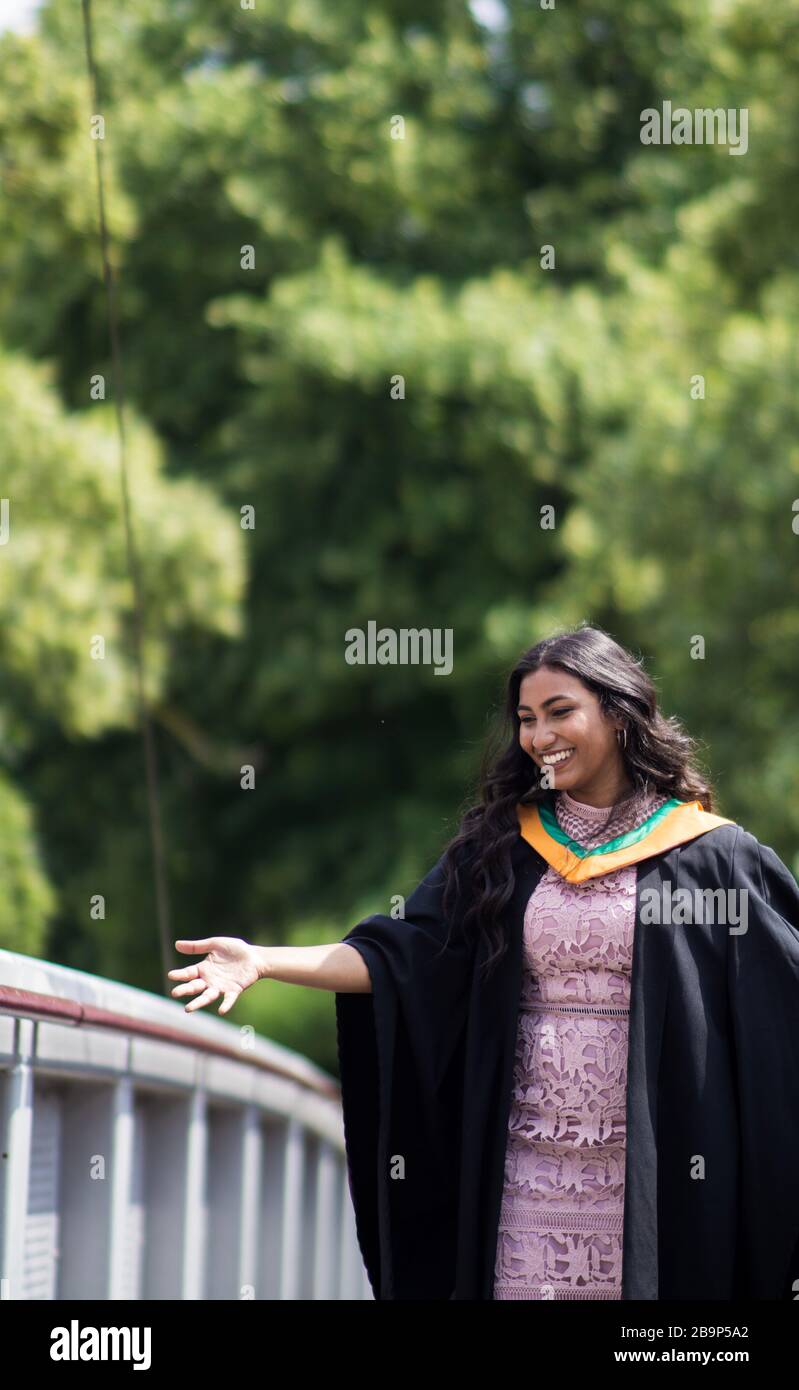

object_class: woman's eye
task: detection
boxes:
[520,709,572,725]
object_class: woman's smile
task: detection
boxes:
[539,747,576,768]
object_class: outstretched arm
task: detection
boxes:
[255,941,372,993]
[168,937,371,1015]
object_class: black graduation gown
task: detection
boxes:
[334,820,799,1300]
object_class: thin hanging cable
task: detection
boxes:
[81,0,173,990]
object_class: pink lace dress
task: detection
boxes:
[492,786,668,1300]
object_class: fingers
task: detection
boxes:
[167,964,200,981]
[185,986,220,1013]
[174,939,218,954]
[176,984,240,1014]
[171,978,206,999]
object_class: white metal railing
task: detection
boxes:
[0,949,370,1300]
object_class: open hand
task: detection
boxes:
[168,936,261,1015]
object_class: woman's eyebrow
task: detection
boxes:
[516,695,573,712]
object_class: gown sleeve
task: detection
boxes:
[726,829,799,1298]
[334,849,475,1300]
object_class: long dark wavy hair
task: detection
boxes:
[440,623,716,979]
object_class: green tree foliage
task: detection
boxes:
[0,346,245,961]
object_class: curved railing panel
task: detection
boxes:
[0,950,370,1300]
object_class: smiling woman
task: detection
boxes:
[516,666,636,808]
[168,623,799,1302]
[333,623,799,1300]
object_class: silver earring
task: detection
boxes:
[617,727,628,749]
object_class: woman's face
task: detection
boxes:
[517,665,631,802]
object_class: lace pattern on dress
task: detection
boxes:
[492,786,667,1300]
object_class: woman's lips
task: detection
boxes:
[539,748,576,768]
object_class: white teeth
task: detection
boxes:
[542,748,575,765]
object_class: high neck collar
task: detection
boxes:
[557,787,641,820]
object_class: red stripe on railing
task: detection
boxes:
[0,986,340,1100]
